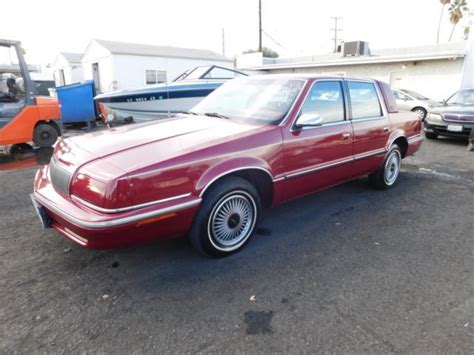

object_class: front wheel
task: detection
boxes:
[189,176,261,257]
[369,144,402,190]
[33,123,58,147]
[412,107,427,121]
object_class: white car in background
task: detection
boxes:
[392,89,440,120]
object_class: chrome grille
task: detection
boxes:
[443,114,474,123]
[49,158,72,195]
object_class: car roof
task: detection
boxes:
[244,73,375,82]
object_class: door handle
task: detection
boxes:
[383,126,389,132]
[342,132,351,140]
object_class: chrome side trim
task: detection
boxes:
[199,166,275,198]
[407,134,423,142]
[285,147,386,179]
[33,193,201,230]
[286,156,353,179]
[353,148,386,161]
[71,193,192,214]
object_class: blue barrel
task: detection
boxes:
[55,81,96,123]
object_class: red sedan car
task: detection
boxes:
[32,75,423,256]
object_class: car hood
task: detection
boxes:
[62,115,274,173]
[431,105,474,115]
[425,99,442,108]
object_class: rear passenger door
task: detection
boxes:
[346,80,390,177]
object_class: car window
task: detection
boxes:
[393,90,404,100]
[347,81,383,119]
[299,81,345,124]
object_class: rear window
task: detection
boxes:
[347,81,383,119]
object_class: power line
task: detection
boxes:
[330,17,343,53]
[262,30,286,50]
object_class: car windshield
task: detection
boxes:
[446,89,474,106]
[191,77,305,124]
[401,89,430,100]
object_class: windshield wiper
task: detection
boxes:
[203,112,231,119]
[179,111,198,115]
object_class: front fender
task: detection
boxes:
[195,157,274,197]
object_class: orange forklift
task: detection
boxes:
[0,39,61,154]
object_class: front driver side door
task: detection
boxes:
[281,80,354,201]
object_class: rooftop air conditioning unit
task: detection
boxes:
[342,41,370,57]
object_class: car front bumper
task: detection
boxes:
[424,121,473,138]
[32,167,201,249]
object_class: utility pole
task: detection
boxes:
[330,17,343,53]
[258,0,263,52]
[222,28,225,56]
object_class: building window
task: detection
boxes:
[145,70,167,85]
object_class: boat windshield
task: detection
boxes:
[192,77,305,124]
[174,66,247,81]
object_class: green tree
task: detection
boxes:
[244,47,279,58]
[448,0,470,41]
[437,0,451,44]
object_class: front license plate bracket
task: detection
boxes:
[447,124,463,132]
[30,194,52,229]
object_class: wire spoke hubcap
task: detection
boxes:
[384,150,401,185]
[209,192,256,251]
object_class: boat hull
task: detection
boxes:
[96,82,222,123]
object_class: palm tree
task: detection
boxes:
[448,0,469,41]
[437,0,451,44]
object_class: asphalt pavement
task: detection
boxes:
[0,136,473,353]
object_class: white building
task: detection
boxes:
[52,52,83,86]
[237,41,472,101]
[80,39,233,93]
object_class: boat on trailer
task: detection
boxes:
[95,65,247,124]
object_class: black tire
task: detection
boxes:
[9,143,33,157]
[424,131,438,140]
[369,144,402,190]
[33,123,58,147]
[412,107,427,121]
[189,176,261,257]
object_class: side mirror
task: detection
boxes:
[441,99,447,106]
[295,113,323,128]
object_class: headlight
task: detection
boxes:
[70,173,107,208]
[427,113,443,123]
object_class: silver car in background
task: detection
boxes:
[392,89,440,120]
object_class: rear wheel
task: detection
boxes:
[369,144,402,190]
[189,176,261,257]
[33,123,58,147]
